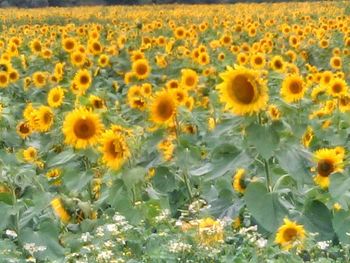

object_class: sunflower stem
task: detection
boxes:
[183,169,193,201]
[264,158,271,192]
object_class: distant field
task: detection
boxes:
[0,2,350,261]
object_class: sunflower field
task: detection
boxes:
[1,1,350,262]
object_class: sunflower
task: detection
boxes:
[237,52,249,65]
[70,51,86,67]
[0,72,9,88]
[89,95,106,110]
[250,53,266,69]
[216,65,268,115]
[328,78,347,97]
[275,218,306,251]
[62,108,104,149]
[130,50,145,62]
[268,104,281,121]
[51,197,71,224]
[30,38,42,54]
[320,71,333,87]
[232,168,246,194]
[330,56,342,69]
[302,126,313,148]
[141,83,152,97]
[73,69,92,95]
[99,129,130,170]
[32,71,47,88]
[180,69,198,90]
[23,146,37,163]
[132,59,150,80]
[62,37,76,53]
[280,75,306,103]
[270,55,285,72]
[338,94,350,112]
[313,148,344,189]
[16,121,32,139]
[48,87,65,108]
[32,106,54,132]
[88,40,103,55]
[150,90,177,125]
[98,54,110,68]
[172,88,188,105]
[198,217,224,245]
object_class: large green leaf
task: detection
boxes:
[333,210,350,244]
[246,123,280,159]
[329,173,350,208]
[244,182,288,232]
[47,149,77,168]
[302,200,334,241]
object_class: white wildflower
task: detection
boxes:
[168,240,192,253]
[81,232,92,242]
[5,229,17,238]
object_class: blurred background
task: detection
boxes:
[0,0,312,8]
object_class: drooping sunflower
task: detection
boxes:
[48,87,65,108]
[51,197,71,224]
[73,69,92,95]
[99,129,130,170]
[301,126,313,148]
[132,59,150,80]
[232,168,246,194]
[313,148,344,189]
[180,69,198,90]
[33,106,54,132]
[216,65,268,115]
[150,90,177,125]
[275,218,306,251]
[280,75,306,103]
[62,108,104,149]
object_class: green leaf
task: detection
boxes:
[329,173,350,208]
[47,149,77,168]
[302,200,334,241]
[122,166,146,189]
[244,182,288,232]
[333,210,350,244]
[19,220,65,260]
[63,170,93,193]
[246,123,280,159]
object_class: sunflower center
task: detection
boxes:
[254,57,263,65]
[230,74,257,104]
[19,124,29,134]
[65,41,74,50]
[80,75,89,85]
[332,83,342,93]
[156,99,174,120]
[0,75,7,84]
[289,80,302,94]
[43,112,53,124]
[274,60,283,69]
[283,227,297,242]
[107,140,123,158]
[73,118,96,139]
[37,74,45,84]
[185,76,195,87]
[317,159,334,177]
[93,99,104,109]
[136,64,147,75]
[53,94,61,102]
[333,59,341,67]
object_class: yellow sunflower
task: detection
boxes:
[70,51,86,67]
[328,78,347,98]
[99,129,130,170]
[270,55,285,72]
[216,65,268,115]
[47,87,65,108]
[62,108,104,149]
[338,94,350,112]
[275,218,306,251]
[301,126,313,148]
[23,146,37,163]
[150,90,177,125]
[232,168,246,194]
[16,121,32,139]
[89,95,106,110]
[73,69,92,95]
[31,106,54,132]
[32,71,47,88]
[180,69,198,90]
[0,72,9,88]
[132,59,150,80]
[280,75,306,103]
[313,148,344,189]
[268,104,281,121]
[51,197,71,224]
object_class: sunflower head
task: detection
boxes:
[132,59,150,80]
[216,65,268,115]
[62,107,104,149]
[73,69,92,95]
[99,129,130,170]
[181,69,198,90]
[233,168,247,194]
[48,87,65,108]
[275,218,306,251]
[150,90,177,125]
[280,75,306,103]
[328,78,347,97]
[313,148,344,189]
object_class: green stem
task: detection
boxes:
[183,170,193,201]
[264,159,271,192]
